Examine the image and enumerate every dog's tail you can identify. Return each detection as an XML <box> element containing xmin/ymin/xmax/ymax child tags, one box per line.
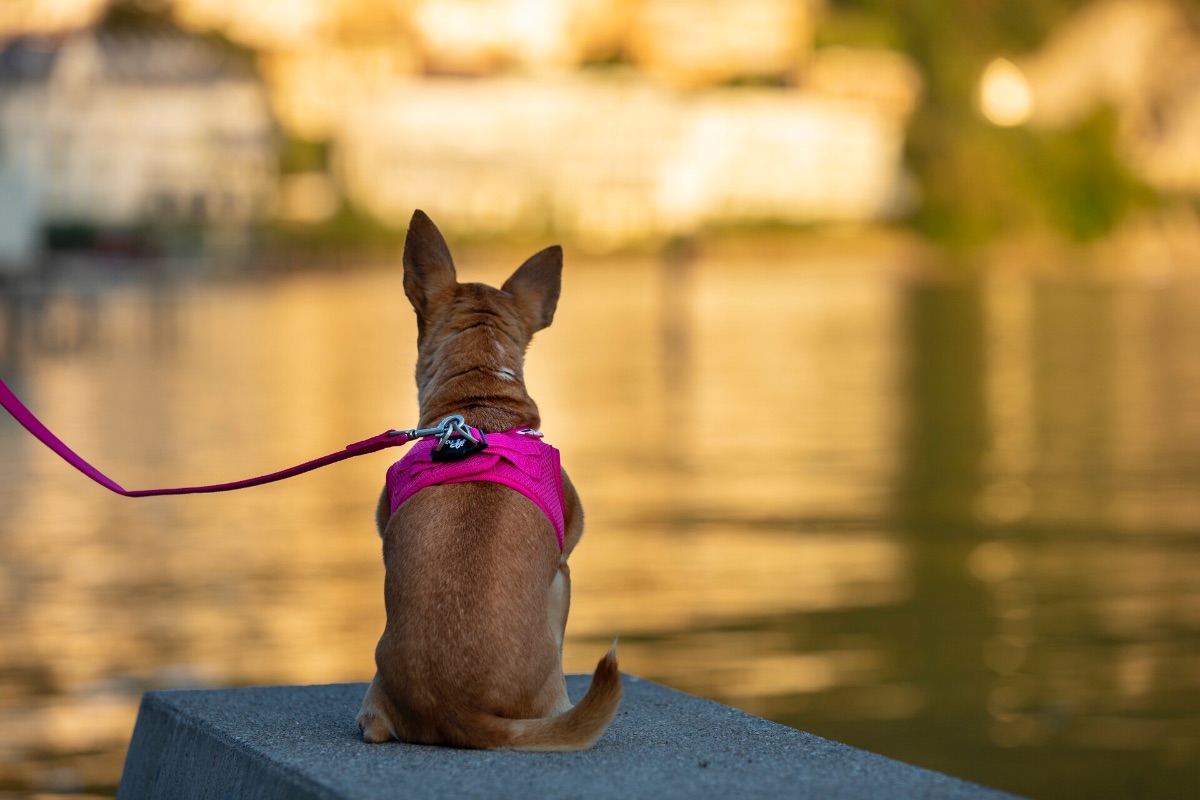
<box><xmin>464</xmin><ymin>643</ymin><xmax>622</xmax><ymax>751</ymax></box>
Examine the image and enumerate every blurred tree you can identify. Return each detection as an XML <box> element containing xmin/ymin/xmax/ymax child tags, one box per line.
<box><xmin>280</xmin><ymin>139</ymin><xmax>330</xmax><ymax>175</ymax></box>
<box><xmin>820</xmin><ymin>0</ymin><xmax>1182</xmax><ymax>244</ymax></box>
<box><xmin>98</xmin><ymin>0</ymin><xmax>176</xmax><ymax>31</ymax></box>
<box><xmin>97</xmin><ymin>0</ymin><xmax>257</xmax><ymax>69</ymax></box>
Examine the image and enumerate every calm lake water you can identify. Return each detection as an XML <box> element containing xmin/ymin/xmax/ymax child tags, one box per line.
<box><xmin>1</xmin><ymin>243</ymin><xmax>1199</xmax><ymax>799</ymax></box>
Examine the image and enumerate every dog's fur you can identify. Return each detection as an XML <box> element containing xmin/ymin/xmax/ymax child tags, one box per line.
<box><xmin>356</xmin><ymin>210</ymin><xmax>621</xmax><ymax>750</ymax></box>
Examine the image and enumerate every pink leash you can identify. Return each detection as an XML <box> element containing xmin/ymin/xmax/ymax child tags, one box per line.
<box><xmin>0</xmin><ymin>376</ymin><xmax>416</xmax><ymax>496</ymax></box>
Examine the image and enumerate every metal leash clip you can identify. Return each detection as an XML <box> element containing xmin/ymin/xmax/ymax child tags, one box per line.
<box><xmin>386</xmin><ymin>415</ymin><xmax>486</xmax><ymax>461</ymax></box>
<box><xmin>388</xmin><ymin>414</ymin><xmax>476</xmax><ymax>443</ymax></box>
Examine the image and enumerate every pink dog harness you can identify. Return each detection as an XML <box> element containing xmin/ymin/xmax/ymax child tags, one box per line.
<box><xmin>385</xmin><ymin>428</ymin><xmax>567</xmax><ymax>551</ymax></box>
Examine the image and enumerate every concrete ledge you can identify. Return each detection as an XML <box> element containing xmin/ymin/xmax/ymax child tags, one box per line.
<box><xmin>117</xmin><ymin>675</ymin><xmax>1021</xmax><ymax>799</ymax></box>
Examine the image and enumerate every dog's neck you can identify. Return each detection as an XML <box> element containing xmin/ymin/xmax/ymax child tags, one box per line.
<box><xmin>417</xmin><ymin>379</ymin><xmax>540</xmax><ymax>433</ymax></box>
<box><xmin>415</xmin><ymin>330</ymin><xmax>541</xmax><ymax>434</ymax></box>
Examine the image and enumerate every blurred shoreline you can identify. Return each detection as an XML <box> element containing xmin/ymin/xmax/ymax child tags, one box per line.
<box><xmin>8</xmin><ymin>208</ymin><xmax>1200</xmax><ymax>284</ymax></box>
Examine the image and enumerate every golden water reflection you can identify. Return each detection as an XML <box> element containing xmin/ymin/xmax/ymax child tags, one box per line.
<box><xmin>2</xmin><ymin>248</ymin><xmax>1200</xmax><ymax>798</ymax></box>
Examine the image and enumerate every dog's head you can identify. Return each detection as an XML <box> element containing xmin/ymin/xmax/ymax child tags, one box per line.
<box><xmin>402</xmin><ymin>210</ymin><xmax>562</xmax><ymax>431</ymax></box>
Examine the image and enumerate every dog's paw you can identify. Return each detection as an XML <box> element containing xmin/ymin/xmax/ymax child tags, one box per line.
<box><xmin>357</xmin><ymin>711</ymin><xmax>396</xmax><ymax>744</ymax></box>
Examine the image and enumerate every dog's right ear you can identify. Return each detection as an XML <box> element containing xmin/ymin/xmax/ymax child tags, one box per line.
<box><xmin>403</xmin><ymin>210</ymin><xmax>457</xmax><ymax>317</ymax></box>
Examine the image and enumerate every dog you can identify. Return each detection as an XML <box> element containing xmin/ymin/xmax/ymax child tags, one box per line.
<box><xmin>356</xmin><ymin>210</ymin><xmax>622</xmax><ymax>750</ymax></box>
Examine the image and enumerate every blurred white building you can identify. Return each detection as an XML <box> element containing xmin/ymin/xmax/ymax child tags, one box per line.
<box><xmin>0</xmin><ymin>27</ymin><xmax>277</xmax><ymax>239</ymax></box>
<box><xmin>162</xmin><ymin>0</ymin><xmax>923</xmax><ymax>246</ymax></box>
<box><xmin>336</xmin><ymin>66</ymin><xmax>918</xmax><ymax>249</ymax></box>
<box><xmin>0</xmin><ymin>163</ymin><xmax>37</xmax><ymax>267</ymax></box>
<box><xmin>405</xmin><ymin>0</ymin><xmax>812</xmax><ymax>84</ymax></box>
<box><xmin>626</xmin><ymin>0</ymin><xmax>813</xmax><ymax>88</ymax></box>
<box><xmin>1</xmin><ymin>1</ymin><xmax>922</xmax><ymax>249</ymax></box>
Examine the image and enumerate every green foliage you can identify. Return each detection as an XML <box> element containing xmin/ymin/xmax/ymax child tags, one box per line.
<box><xmin>1032</xmin><ymin>112</ymin><xmax>1157</xmax><ymax>239</ymax></box>
<box><xmin>820</xmin><ymin>0</ymin><xmax>1165</xmax><ymax>243</ymax></box>
<box><xmin>910</xmin><ymin>111</ymin><xmax>1154</xmax><ymax>243</ymax></box>
<box><xmin>279</xmin><ymin>139</ymin><xmax>330</xmax><ymax>175</ymax></box>
<box><xmin>263</xmin><ymin>203</ymin><xmax>405</xmax><ymax>253</ymax></box>
<box><xmin>98</xmin><ymin>1</ymin><xmax>257</xmax><ymax>71</ymax></box>
<box><xmin>97</xmin><ymin>1</ymin><xmax>175</xmax><ymax>31</ymax></box>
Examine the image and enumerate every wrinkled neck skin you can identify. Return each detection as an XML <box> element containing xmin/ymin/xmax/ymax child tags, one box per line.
<box><xmin>414</xmin><ymin>291</ymin><xmax>542</xmax><ymax>434</ymax></box>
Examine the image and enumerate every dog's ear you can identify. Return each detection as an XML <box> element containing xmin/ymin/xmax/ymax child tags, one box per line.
<box><xmin>502</xmin><ymin>245</ymin><xmax>562</xmax><ymax>333</ymax></box>
<box><xmin>403</xmin><ymin>210</ymin><xmax>457</xmax><ymax>317</ymax></box>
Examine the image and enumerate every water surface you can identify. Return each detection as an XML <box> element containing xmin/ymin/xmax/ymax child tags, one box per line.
<box><xmin>1</xmin><ymin>247</ymin><xmax>1198</xmax><ymax>798</ymax></box>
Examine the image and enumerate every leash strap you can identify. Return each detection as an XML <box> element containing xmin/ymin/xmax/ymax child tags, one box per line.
<box><xmin>0</xmin><ymin>376</ymin><xmax>411</xmax><ymax>497</ymax></box>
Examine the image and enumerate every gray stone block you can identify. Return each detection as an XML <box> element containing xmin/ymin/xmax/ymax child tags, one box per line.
<box><xmin>117</xmin><ymin>675</ymin><xmax>1022</xmax><ymax>799</ymax></box>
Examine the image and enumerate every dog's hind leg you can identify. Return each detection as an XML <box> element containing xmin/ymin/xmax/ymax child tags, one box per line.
<box><xmin>357</xmin><ymin>672</ymin><xmax>400</xmax><ymax>743</ymax></box>
<box><xmin>548</xmin><ymin>562</ymin><xmax>570</xmax><ymax>655</ymax></box>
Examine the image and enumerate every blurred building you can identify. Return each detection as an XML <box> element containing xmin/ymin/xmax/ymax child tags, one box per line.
<box><xmin>0</xmin><ymin>0</ymin><xmax>108</xmax><ymax>38</ymax></box>
<box><xmin>408</xmin><ymin>0</ymin><xmax>628</xmax><ymax>74</ymax></box>
<box><xmin>254</xmin><ymin>0</ymin><xmax>821</xmax><ymax>138</ymax></box>
<box><xmin>222</xmin><ymin>0</ymin><xmax>812</xmax><ymax>93</ymax></box>
<box><xmin>181</xmin><ymin>0</ymin><xmax>919</xmax><ymax>245</ymax></box>
<box><xmin>336</xmin><ymin>69</ymin><xmax>918</xmax><ymax>249</ymax></box>
<box><xmin>626</xmin><ymin>0</ymin><xmax>813</xmax><ymax>88</ymax></box>
<box><xmin>0</xmin><ymin>25</ymin><xmax>277</xmax><ymax>248</ymax></box>
<box><xmin>0</xmin><ymin>162</ymin><xmax>38</xmax><ymax>267</ymax></box>
<box><xmin>1</xmin><ymin>0</ymin><xmax>923</xmax><ymax>248</ymax></box>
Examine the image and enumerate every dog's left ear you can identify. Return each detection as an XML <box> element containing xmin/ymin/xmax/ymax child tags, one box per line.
<box><xmin>502</xmin><ymin>245</ymin><xmax>562</xmax><ymax>333</ymax></box>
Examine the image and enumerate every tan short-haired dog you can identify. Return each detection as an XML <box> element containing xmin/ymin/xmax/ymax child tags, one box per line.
<box><xmin>356</xmin><ymin>210</ymin><xmax>621</xmax><ymax>750</ymax></box>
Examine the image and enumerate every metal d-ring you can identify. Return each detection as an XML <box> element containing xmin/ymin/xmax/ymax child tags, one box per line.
<box><xmin>432</xmin><ymin>415</ymin><xmax>478</xmax><ymax>451</ymax></box>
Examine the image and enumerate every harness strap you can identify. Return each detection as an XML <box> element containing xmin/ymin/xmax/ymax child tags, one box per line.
<box><xmin>1</xmin><ymin>376</ymin><xmax>411</xmax><ymax>496</ymax></box>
